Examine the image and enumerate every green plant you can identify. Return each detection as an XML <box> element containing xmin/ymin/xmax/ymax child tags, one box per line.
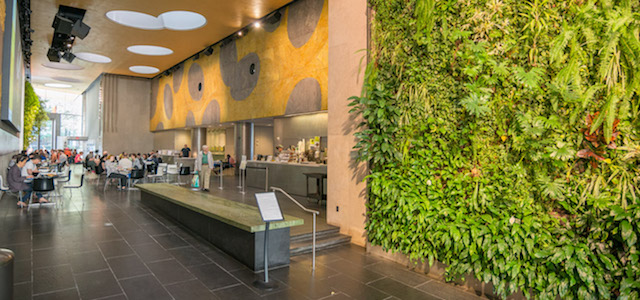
<box><xmin>352</xmin><ymin>0</ymin><xmax>640</xmax><ymax>298</ymax></box>
<box><xmin>23</xmin><ymin>81</ymin><xmax>48</xmax><ymax>149</ymax></box>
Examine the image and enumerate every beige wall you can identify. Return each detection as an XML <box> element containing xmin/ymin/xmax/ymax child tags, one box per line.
<box><xmin>254</xmin><ymin>125</ymin><xmax>274</xmax><ymax>157</ymax></box>
<box><xmin>273</xmin><ymin>113</ymin><xmax>328</xmax><ymax>149</ymax></box>
<box><xmin>225</xmin><ymin>127</ymin><xmax>235</xmax><ymax>159</ymax></box>
<box><xmin>153</xmin><ymin>129</ymin><xmax>192</xmax><ymax>152</ymax></box>
<box><xmin>327</xmin><ymin>0</ymin><xmax>368</xmax><ymax>246</ymax></box>
<box><xmin>102</xmin><ymin>74</ymin><xmax>154</xmax><ymax>154</ymax></box>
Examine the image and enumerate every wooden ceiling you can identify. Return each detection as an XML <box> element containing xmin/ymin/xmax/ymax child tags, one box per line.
<box><xmin>29</xmin><ymin>0</ymin><xmax>292</xmax><ymax>93</ymax></box>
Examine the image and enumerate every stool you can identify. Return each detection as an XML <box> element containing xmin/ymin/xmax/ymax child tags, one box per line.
<box><xmin>303</xmin><ymin>173</ymin><xmax>327</xmax><ymax>204</ymax></box>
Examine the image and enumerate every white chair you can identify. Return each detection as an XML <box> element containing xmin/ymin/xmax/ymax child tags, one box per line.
<box><xmin>147</xmin><ymin>163</ymin><xmax>167</xmax><ymax>183</ymax></box>
<box><xmin>0</xmin><ymin>175</ymin><xmax>22</xmax><ymax>202</ymax></box>
<box><xmin>166</xmin><ymin>164</ymin><xmax>179</xmax><ymax>184</ymax></box>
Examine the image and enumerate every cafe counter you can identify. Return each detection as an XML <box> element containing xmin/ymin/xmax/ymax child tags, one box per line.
<box><xmin>245</xmin><ymin>161</ymin><xmax>326</xmax><ymax>197</ymax></box>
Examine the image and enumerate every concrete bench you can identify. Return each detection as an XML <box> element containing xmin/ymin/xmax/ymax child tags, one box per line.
<box><xmin>136</xmin><ymin>183</ymin><xmax>303</xmax><ymax>271</ymax></box>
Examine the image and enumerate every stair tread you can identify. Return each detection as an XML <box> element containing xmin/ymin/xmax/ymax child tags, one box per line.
<box><xmin>290</xmin><ymin>227</ymin><xmax>340</xmax><ymax>242</ymax></box>
<box><xmin>290</xmin><ymin>233</ymin><xmax>351</xmax><ymax>256</ymax></box>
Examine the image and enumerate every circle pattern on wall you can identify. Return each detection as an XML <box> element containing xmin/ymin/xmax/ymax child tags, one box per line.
<box><xmin>130</xmin><ymin>66</ymin><xmax>160</xmax><ymax>74</ymax></box>
<box><xmin>106</xmin><ymin>10</ymin><xmax>207</xmax><ymax>31</ymax></box>
<box><xmin>187</xmin><ymin>63</ymin><xmax>204</xmax><ymax>101</ymax></box>
<box><xmin>173</xmin><ymin>64</ymin><xmax>184</xmax><ymax>93</ymax></box>
<box><xmin>219</xmin><ymin>40</ymin><xmax>260</xmax><ymax>101</ymax></box>
<box><xmin>201</xmin><ymin>100</ymin><xmax>221</xmax><ymax>125</ymax></box>
<box><xmin>127</xmin><ymin>45</ymin><xmax>174</xmax><ymax>56</ymax></box>
<box><xmin>164</xmin><ymin>84</ymin><xmax>173</xmax><ymax>119</ymax></box>
<box><xmin>186</xmin><ymin>111</ymin><xmax>196</xmax><ymax>127</ymax></box>
<box><xmin>287</xmin><ymin>0</ymin><xmax>324</xmax><ymax>48</ymax></box>
<box><xmin>75</xmin><ymin>52</ymin><xmax>112</xmax><ymax>63</ymax></box>
<box><xmin>42</xmin><ymin>62</ymin><xmax>84</xmax><ymax>70</ymax></box>
<box><xmin>285</xmin><ymin>78</ymin><xmax>322</xmax><ymax>115</ymax></box>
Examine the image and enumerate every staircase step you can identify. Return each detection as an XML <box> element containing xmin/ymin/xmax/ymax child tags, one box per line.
<box><xmin>290</xmin><ymin>233</ymin><xmax>351</xmax><ymax>256</ymax></box>
<box><xmin>290</xmin><ymin>226</ymin><xmax>340</xmax><ymax>243</ymax></box>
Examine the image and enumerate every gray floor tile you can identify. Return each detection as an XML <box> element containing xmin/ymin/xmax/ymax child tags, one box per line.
<box><xmin>147</xmin><ymin>259</ymin><xmax>195</xmax><ymax>284</ymax></box>
<box><xmin>74</xmin><ymin>269</ymin><xmax>123</xmax><ymax>299</ymax></box>
<box><xmin>165</xmin><ymin>279</ymin><xmax>219</xmax><ymax>300</ymax></box>
<box><xmin>107</xmin><ymin>254</ymin><xmax>151</xmax><ymax>279</ymax></box>
<box><xmin>33</xmin><ymin>288</ymin><xmax>79</xmax><ymax>300</ymax></box>
<box><xmin>119</xmin><ymin>274</ymin><xmax>173</xmax><ymax>300</ymax></box>
<box><xmin>417</xmin><ymin>280</ymin><xmax>484</xmax><ymax>299</ymax></box>
<box><xmin>368</xmin><ymin>277</ymin><xmax>440</xmax><ymax>300</ymax></box>
<box><xmin>32</xmin><ymin>264</ymin><xmax>75</xmax><ymax>295</ymax></box>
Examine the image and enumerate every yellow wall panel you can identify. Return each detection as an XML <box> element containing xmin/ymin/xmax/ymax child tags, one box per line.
<box><xmin>151</xmin><ymin>0</ymin><xmax>328</xmax><ymax>131</ymax></box>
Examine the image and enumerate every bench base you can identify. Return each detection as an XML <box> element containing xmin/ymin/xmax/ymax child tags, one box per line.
<box><xmin>141</xmin><ymin>191</ymin><xmax>290</xmax><ymax>272</ymax></box>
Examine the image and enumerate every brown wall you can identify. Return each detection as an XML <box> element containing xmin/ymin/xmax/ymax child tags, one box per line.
<box><xmin>102</xmin><ymin>74</ymin><xmax>154</xmax><ymax>154</ymax></box>
<box><xmin>327</xmin><ymin>0</ymin><xmax>368</xmax><ymax>246</ymax></box>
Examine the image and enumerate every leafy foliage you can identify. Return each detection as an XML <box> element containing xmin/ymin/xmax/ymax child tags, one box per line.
<box><xmin>23</xmin><ymin>81</ymin><xmax>48</xmax><ymax>149</ymax></box>
<box><xmin>351</xmin><ymin>0</ymin><xmax>640</xmax><ymax>298</ymax></box>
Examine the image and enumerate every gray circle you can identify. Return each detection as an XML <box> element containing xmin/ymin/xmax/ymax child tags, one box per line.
<box><xmin>287</xmin><ymin>0</ymin><xmax>324</xmax><ymax>48</ymax></box>
<box><xmin>173</xmin><ymin>63</ymin><xmax>184</xmax><ymax>93</ymax></box>
<box><xmin>163</xmin><ymin>84</ymin><xmax>173</xmax><ymax>119</ymax></box>
<box><xmin>201</xmin><ymin>100</ymin><xmax>221</xmax><ymax>125</ymax></box>
<box><xmin>188</xmin><ymin>63</ymin><xmax>204</xmax><ymax>101</ymax></box>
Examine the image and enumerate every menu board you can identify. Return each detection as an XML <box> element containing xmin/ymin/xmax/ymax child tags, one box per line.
<box><xmin>255</xmin><ymin>192</ymin><xmax>284</xmax><ymax>222</ymax></box>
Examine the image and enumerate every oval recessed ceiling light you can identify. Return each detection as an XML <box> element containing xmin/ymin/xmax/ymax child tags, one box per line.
<box><xmin>44</xmin><ymin>83</ymin><xmax>72</xmax><ymax>88</ymax></box>
<box><xmin>159</xmin><ymin>11</ymin><xmax>207</xmax><ymax>31</ymax></box>
<box><xmin>105</xmin><ymin>10</ymin><xmax>163</xmax><ymax>30</ymax></box>
<box><xmin>75</xmin><ymin>52</ymin><xmax>112</xmax><ymax>63</ymax></box>
<box><xmin>52</xmin><ymin>77</ymin><xmax>83</xmax><ymax>83</ymax></box>
<box><xmin>42</xmin><ymin>62</ymin><xmax>84</xmax><ymax>70</ymax></box>
<box><xmin>129</xmin><ymin>66</ymin><xmax>160</xmax><ymax>74</ymax></box>
<box><xmin>127</xmin><ymin>45</ymin><xmax>173</xmax><ymax>56</ymax></box>
<box><xmin>106</xmin><ymin>10</ymin><xmax>206</xmax><ymax>31</ymax></box>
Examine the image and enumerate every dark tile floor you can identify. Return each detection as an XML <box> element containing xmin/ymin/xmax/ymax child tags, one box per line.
<box><xmin>0</xmin><ymin>168</ymin><xmax>484</xmax><ymax>300</ymax></box>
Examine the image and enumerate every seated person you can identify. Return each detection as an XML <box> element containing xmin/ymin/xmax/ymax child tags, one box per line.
<box><xmin>118</xmin><ymin>155</ymin><xmax>133</xmax><ymax>174</ymax></box>
<box><xmin>131</xmin><ymin>154</ymin><xmax>143</xmax><ymax>170</ymax></box>
<box><xmin>223</xmin><ymin>154</ymin><xmax>236</xmax><ymax>169</ymax></box>
<box><xmin>8</xmin><ymin>156</ymin><xmax>47</xmax><ymax>207</ymax></box>
<box><xmin>105</xmin><ymin>155</ymin><xmax>127</xmax><ymax>189</ymax></box>
<box><xmin>21</xmin><ymin>155</ymin><xmax>41</xmax><ymax>177</ymax></box>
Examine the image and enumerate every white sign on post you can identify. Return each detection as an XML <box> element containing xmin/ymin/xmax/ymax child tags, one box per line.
<box><xmin>240</xmin><ymin>155</ymin><xmax>248</xmax><ymax>170</ymax></box>
<box><xmin>255</xmin><ymin>192</ymin><xmax>284</xmax><ymax>222</ymax></box>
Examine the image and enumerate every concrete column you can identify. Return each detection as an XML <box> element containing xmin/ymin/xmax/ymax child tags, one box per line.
<box><xmin>192</xmin><ymin>128</ymin><xmax>207</xmax><ymax>152</ymax></box>
<box><xmin>234</xmin><ymin>122</ymin><xmax>254</xmax><ymax>172</ymax></box>
<box><xmin>327</xmin><ymin>0</ymin><xmax>369</xmax><ymax>246</ymax></box>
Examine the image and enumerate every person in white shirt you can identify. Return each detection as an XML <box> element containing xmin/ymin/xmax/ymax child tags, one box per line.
<box><xmin>21</xmin><ymin>156</ymin><xmax>41</xmax><ymax>177</ymax></box>
<box><xmin>117</xmin><ymin>156</ymin><xmax>133</xmax><ymax>176</ymax></box>
<box><xmin>195</xmin><ymin>145</ymin><xmax>214</xmax><ymax>191</ymax></box>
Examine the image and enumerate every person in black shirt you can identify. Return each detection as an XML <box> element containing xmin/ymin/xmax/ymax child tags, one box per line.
<box><xmin>181</xmin><ymin>144</ymin><xmax>191</xmax><ymax>158</ymax></box>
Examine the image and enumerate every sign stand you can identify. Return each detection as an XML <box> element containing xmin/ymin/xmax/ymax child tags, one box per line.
<box><xmin>253</xmin><ymin>192</ymin><xmax>283</xmax><ymax>291</ymax></box>
<box><xmin>218</xmin><ymin>164</ymin><xmax>224</xmax><ymax>190</ymax></box>
<box><xmin>239</xmin><ymin>157</ymin><xmax>247</xmax><ymax>194</ymax></box>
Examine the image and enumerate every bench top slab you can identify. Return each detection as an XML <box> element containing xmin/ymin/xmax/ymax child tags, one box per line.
<box><xmin>136</xmin><ymin>183</ymin><xmax>303</xmax><ymax>232</ymax></box>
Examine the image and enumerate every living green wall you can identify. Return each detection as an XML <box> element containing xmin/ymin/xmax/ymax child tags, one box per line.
<box><xmin>351</xmin><ymin>0</ymin><xmax>640</xmax><ymax>298</ymax></box>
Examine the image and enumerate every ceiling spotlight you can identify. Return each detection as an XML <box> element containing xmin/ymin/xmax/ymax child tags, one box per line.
<box><xmin>237</xmin><ymin>31</ymin><xmax>243</xmax><ymax>37</ymax></box>
<box><xmin>266</xmin><ymin>11</ymin><xmax>282</xmax><ymax>24</ymax></box>
<box><xmin>47</xmin><ymin>48</ymin><xmax>61</xmax><ymax>62</ymax></box>
<box><xmin>62</xmin><ymin>51</ymin><xmax>75</xmax><ymax>63</ymax></box>
<box><xmin>253</xmin><ymin>22</ymin><xmax>261</xmax><ymax>28</ymax></box>
<box><xmin>204</xmin><ymin>46</ymin><xmax>214</xmax><ymax>56</ymax></box>
<box><xmin>193</xmin><ymin>53</ymin><xmax>199</xmax><ymax>61</ymax></box>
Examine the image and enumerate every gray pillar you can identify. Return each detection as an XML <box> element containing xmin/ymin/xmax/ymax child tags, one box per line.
<box><xmin>235</xmin><ymin>122</ymin><xmax>254</xmax><ymax>174</ymax></box>
<box><xmin>192</xmin><ymin>128</ymin><xmax>207</xmax><ymax>152</ymax></box>
<box><xmin>0</xmin><ymin>249</ymin><xmax>14</xmax><ymax>300</ymax></box>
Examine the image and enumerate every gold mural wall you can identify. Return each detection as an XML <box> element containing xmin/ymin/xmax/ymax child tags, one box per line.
<box><xmin>150</xmin><ymin>0</ymin><xmax>328</xmax><ymax>131</ymax></box>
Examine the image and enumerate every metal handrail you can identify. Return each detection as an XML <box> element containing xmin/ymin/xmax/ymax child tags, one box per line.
<box><xmin>270</xmin><ymin>186</ymin><xmax>320</xmax><ymax>270</ymax></box>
